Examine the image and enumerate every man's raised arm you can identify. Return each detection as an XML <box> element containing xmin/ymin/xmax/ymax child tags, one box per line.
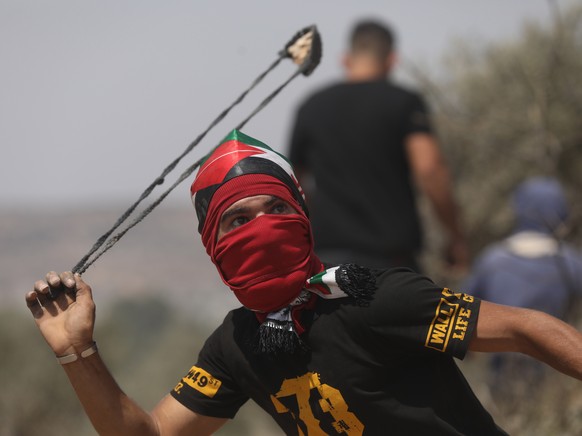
<box><xmin>25</xmin><ymin>271</ymin><xmax>227</xmax><ymax>436</ymax></box>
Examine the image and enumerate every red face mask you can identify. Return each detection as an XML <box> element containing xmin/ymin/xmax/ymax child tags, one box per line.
<box><xmin>213</xmin><ymin>213</ymin><xmax>322</xmax><ymax>313</ymax></box>
<box><xmin>199</xmin><ymin>174</ymin><xmax>322</xmax><ymax>313</ymax></box>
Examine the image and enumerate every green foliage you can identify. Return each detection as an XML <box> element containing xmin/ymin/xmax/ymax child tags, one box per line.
<box><xmin>410</xmin><ymin>3</ymin><xmax>582</xmax><ymax>268</ymax></box>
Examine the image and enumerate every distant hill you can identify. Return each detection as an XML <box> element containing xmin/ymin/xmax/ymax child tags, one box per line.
<box><xmin>0</xmin><ymin>205</ymin><xmax>239</xmax><ymax>326</ymax></box>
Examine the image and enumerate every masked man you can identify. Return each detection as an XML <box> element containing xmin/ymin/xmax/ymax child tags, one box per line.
<box><xmin>26</xmin><ymin>131</ymin><xmax>582</xmax><ymax>435</ymax></box>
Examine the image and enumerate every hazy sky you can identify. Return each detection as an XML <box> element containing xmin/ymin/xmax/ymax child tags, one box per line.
<box><xmin>1</xmin><ymin>0</ymin><xmax>575</xmax><ymax>208</ymax></box>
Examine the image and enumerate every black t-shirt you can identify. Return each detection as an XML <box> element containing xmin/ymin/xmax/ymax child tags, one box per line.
<box><xmin>288</xmin><ymin>80</ymin><xmax>432</xmax><ymax>262</ymax></box>
<box><xmin>171</xmin><ymin>268</ymin><xmax>507</xmax><ymax>435</ymax></box>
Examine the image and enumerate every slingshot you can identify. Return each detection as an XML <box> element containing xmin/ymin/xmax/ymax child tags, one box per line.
<box><xmin>72</xmin><ymin>25</ymin><xmax>322</xmax><ymax>275</ymax></box>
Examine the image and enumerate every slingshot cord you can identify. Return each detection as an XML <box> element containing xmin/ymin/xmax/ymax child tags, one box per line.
<box><xmin>74</xmin><ymin>69</ymin><xmax>302</xmax><ymax>274</ymax></box>
<box><xmin>73</xmin><ymin>66</ymin><xmax>307</xmax><ymax>275</ymax></box>
<box><xmin>236</xmin><ymin>69</ymin><xmax>302</xmax><ymax>130</ymax></box>
<box><xmin>72</xmin><ymin>25</ymin><xmax>321</xmax><ymax>274</ymax></box>
<box><xmin>71</xmin><ymin>56</ymin><xmax>284</xmax><ymax>274</ymax></box>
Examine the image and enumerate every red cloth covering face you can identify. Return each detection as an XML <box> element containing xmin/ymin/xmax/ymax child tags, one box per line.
<box><xmin>201</xmin><ymin>174</ymin><xmax>323</xmax><ymax>313</ymax></box>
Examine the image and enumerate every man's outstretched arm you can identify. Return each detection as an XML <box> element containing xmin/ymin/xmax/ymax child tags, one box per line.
<box><xmin>470</xmin><ymin>301</ymin><xmax>582</xmax><ymax>380</ymax></box>
<box><xmin>25</xmin><ymin>271</ymin><xmax>227</xmax><ymax>436</ymax></box>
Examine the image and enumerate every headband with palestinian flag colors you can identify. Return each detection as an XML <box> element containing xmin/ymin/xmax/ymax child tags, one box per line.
<box><xmin>190</xmin><ymin>130</ymin><xmax>307</xmax><ymax>234</ymax></box>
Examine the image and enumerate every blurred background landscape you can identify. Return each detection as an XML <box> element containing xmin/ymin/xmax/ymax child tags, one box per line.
<box><xmin>2</xmin><ymin>1</ymin><xmax>582</xmax><ymax>434</ymax></box>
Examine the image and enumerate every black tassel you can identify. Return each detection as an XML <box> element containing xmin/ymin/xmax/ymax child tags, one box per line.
<box><xmin>335</xmin><ymin>264</ymin><xmax>377</xmax><ymax>306</ymax></box>
<box><xmin>253</xmin><ymin>319</ymin><xmax>308</xmax><ymax>358</ymax></box>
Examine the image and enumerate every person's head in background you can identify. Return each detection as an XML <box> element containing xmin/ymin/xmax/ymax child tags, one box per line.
<box><xmin>343</xmin><ymin>19</ymin><xmax>397</xmax><ymax>82</ymax></box>
<box><xmin>512</xmin><ymin>176</ymin><xmax>568</xmax><ymax>235</ymax></box>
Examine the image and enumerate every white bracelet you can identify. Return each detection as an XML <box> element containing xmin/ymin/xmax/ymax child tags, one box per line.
<box><xmin>56</xmin><ymin>342</ymin><xmax>98</xmax><ymax>365</ymax></box>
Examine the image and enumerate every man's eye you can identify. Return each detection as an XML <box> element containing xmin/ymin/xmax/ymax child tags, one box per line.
<box><xmin>271</xmin><ymin>202</ymin><xmax>291</xmax><ymax>214</ymax></box>
<box><xmin>230</xmin><ymin>216</ymin><xmax>249</xmax><ymax>229</ymax></box>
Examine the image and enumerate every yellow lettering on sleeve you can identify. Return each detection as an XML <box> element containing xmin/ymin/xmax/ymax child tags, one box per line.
<box><xmin>459</xmin><ymin>308</ymin><xmax>472</xmax><ymax>318</ymax></box>
<box><xmin>178</xmin><ymin>366</ymin><xmax>222</xmax><ymax>398</ymax></box>
<box><xmin>425</xmin><ymin>298</ymin><xmax>459</xmax><ymax>352</ymax></box>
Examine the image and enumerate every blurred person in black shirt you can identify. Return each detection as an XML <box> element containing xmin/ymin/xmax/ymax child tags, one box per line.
<box><xmin>289</xmin><ymin>20</ymin><xmax>467</xmax><ymax>272</ymax></box>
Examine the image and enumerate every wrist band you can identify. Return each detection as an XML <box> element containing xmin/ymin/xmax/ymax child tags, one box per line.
<box><xmin>56</xmin><ymin>342</ymin><xmax>98</xmax><ymax>365</ymax></box>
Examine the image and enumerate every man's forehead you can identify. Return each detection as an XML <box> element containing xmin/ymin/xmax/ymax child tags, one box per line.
<box><xmin>223</xmin><ymin>195</ymin><xmax>280</xmax><ymax>212</ymax></box>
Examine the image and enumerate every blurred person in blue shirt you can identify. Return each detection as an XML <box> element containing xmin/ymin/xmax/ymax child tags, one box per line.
<box><xmin>464</xmin><ymin>177</ymin><xmax>582</xmax><ymax>395</ymax></box>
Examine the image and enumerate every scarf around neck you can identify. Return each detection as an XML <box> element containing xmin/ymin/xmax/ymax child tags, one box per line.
<box><xmin>254</xmin><ymin>264</ymin><xmax>377</xmax><ymax>357</ymax></box>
